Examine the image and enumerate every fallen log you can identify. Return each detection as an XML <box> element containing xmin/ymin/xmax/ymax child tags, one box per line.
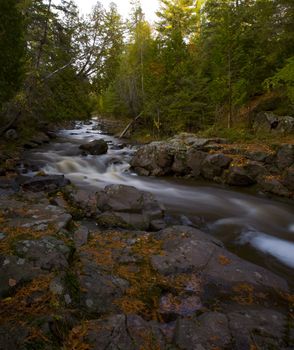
<box><xmin>119</xmin><ymin>112</ymin><xmax>143</xmax><ymax>138</ymax></box>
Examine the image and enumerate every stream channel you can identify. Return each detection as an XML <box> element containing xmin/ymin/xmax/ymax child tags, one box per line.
<box><xmin>24</xmin><ymin>119</ymin><xmax>294</xmax><ymax>285</ymax></box>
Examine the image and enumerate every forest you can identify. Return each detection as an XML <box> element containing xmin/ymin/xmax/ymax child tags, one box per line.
<box><xmin>0</xmin><ymin>0</ymin><xmax>293</xmax><ymax>140</ymax></box>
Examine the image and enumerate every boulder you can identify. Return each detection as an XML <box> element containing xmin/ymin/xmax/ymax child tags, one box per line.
<box><xmin>131</xmin><ymin>142</ymin><xmax>174</xmax><ymax>176</ymax></box>
<box><xmin>225</xmin><ymin>160</ymin><xmax>268</xmax><ymax>186</ymax></box>
<box><xmin>252</xmin><ymin>112</ymin><xmax>294</xmax><ymax>133</ymax></box>
<box><xmin>21</xmin><ymin>175</ymin><xmax>70</xmax><ymax>192</ymax></box>
<box><xmin>172</xmin><ymin>150</ymin><xmax>189</xmax><ymax>175</ymax></box>
<box><xmin>186</xmin><ymin>149</ymin><xmax>206</xmax><ymax>177</ymax></box>
<box><xmin>201</xmin><ymin>153</ymin><xmax>232</xmax><ymax>180</ymax></box>
<box><xmin>96</xmin><ymin>185</ymin><xmax>165</xmax><ymax>230</ymax></box>
<box><xmin>258</xmin><ymin>175</ymin><xmax>290</xmax><ymax>197</ymax></box>
<box><xmin>65</xmin><ymin>188</ymin><xmax>98</xmax><ymax>217</ymax></box>
<box><xmin>151</xmin><ymin>226</ymin><xmax>288</xmax><ymax>295</ymax></box>
<box><xmin>79</xmin><ymin>139</ymin><xmax>108</xmax><ymax>155</ymax></box>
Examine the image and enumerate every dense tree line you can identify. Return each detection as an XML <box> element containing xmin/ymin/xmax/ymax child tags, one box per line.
<box><xmin>100</xmin><ymin>0</ymin><xmax>294</xmax><ymax>135</ymax></box>
<box><xmin>0</xmin><ymin>0</ymin><xmax>293</xmax><ymax>137</ymax></box>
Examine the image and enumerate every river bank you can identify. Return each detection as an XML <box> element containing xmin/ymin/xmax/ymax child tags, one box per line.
<box><xmin>0</xmin><ymin>119</ymin><xmax>293</xmax><ymax>349</ymax></box>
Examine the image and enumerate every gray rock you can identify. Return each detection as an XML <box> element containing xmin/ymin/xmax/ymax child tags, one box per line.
<box><xmin>201</xmin><ymin>153</ymin><xmax>232</xmax><ymax>180</ymax></box>
<box><xmin>96</xmin><ymin>185</ymin><xmax>164</xmax><ymax>230</ymax></box>
<box><xmin>21</xmin><ymin>175</ymin><xmax>70</xmax><ymax>192</ymax></box>
<box><xmin>79</xmin><ymin>139</ymin><xmax>108</xmax><ymax>155</ymax></box>
<box><xmin>77</xmin><ymin>314</ymin><xmax>165</xmax><ymax>350</ymax></box>
<box><xmin>228</xmin><ymin>309</ymin><xmax>287</xmax><ymax>349</ymax></box>
<box><xmin>172</xmin><ymin>150</ymin><xmax>189</xmax><ymax>175</ymax></box>
<box><xmin>258</xmin><ymin>175</ymin><xmax>290</xmax><ymax>197</ymax></box>
<box><xmin>276</xmin><ymin>144</ymin><xmax>294</xmax><ymax>169</ymax></box>
<box><xmin>73</xmin><ymin>225</ymin><xmax>89</xmax><ymax>248</ymax></box>
<box><xmin>174</xmin><ymin>312</ymin><xmax>231</xmax><ymax>350</ymax></box>
<box><xmin>66</xmin><ymin>188</ymin><xmax>98</xmax><ymax>217</ymax></box>
<box><xmin>131</xmin><ymin>142</ymin><xmax>174</xmax><ymax>176</ymax></box>
<box><xmin>186</xmin><ymin>149</ymin><xmax>206</xmax><ymax>177</ymax></box>
<box><xmin>283</xmin><ymin>165</ymin><xmax>294</xmax><ymax>191</ymax></box>
<box><xmin>151</xmin><ymin>226</ymin><xmax>288</xmax><ymax>295</ymax></box>
<box><xmin>0</xmin><ymin>255</ymin><xmax>43</xmax><ymax>297</ymax></box>
<box><xmin>14</xmin><ymin>236</ymin><xmax>70</xmax><ymax>271</ymax></box>
<box><xmin>225</xmin><ymin>166</ymin><xmax>256</xmax><ymax>186</ymax></box>
<box><xmin>78</xmin><ymin>254</ymin><xmax>129</xmax><ymax>314</ymax></box>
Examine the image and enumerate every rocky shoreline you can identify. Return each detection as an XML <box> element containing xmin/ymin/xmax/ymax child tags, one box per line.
<box><xmin>0</xmin><ymin>124</ymin><xmax>293</xmax><ymax>349</ymax></box>
<box><xmin>131</xmin><ymin>134</ymin><xmax>294</xmax><ymax>199</ymax></box>
<box><xmin>0</xmin><ymin>174</ymin><xmax>293</xmax><ymax>349</ymax></box>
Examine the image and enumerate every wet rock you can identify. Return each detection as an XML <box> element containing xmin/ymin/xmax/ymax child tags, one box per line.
<box><xmin>21</xmin><ymin>175</ymin><xmax>70</xmax><ymax>192</ymax></box>
<box><xmin>131</xmin><ymin>142</ymin><xmax>174</xmax><ymax>176</ymax></box>
<box><xmin>14</xmin><ymin>236</ymin><xmax>70</xmax><ymax>271</ymax></box>
<box><xmin>151</xmin><ymin>226</ymin><xmax>223</xmax><ymax>275</ymax></box>
<box><xmin>186</xmin><ymin>149</ymin><xmax>206</xmax><ymax>177</ymax></box>
<box><xmin>174</xmin><ymin>312</ymin><xmax>231</xmax><ymax>350</ymax></box>
<box><xmin>66</xmin><ymin>188</ymin><xmax>98</xmax><ymax>217</ymax></box>
<box><xmin>283</xmin><ymin>165</ymin><xmax>294</xmax><ymax>191</ymax></box>
<box><xmin>202</xmin><ymin>248</ymin><xmax>288</xmax><ymax>296</ymax></box>
<box><xmin>172</xmin><ymin>150</ymin><xmax>189</xmax><ymax>175</ymax></box>
<box><xmin>225</xmin><ymin>166</ymin><xmax>256</xmax><ymax>186</ymax></box>
<box><xmin>78</xmin><ymin>254</ymin><xmax>129</xmax><ymax>314</ymax></box>
<box><xmin>79</xmin><ymin>139</ymin><xmax>108</xmax><ymax>155</ymax></box>
<box><xmin>30</xmin><ymin>132</ymin><xmax>50</xmax><ymax>145</ymax></box>
<box><xmin>73</xmin><ymin>314</ymin><xmax>165</xmax><ymax>350</ymax></box>
<box><xmin>151</xmin><ymin>226</ymin><xmax>288</xmax><ymax>295</ymax></box>
<box><xmin>0</xmin><ymin>255</ymin><xmax>43</xmax><ymax>297</ymax></box>
<box><xmin>96</xmin><ymin>185</ymin><xmax>165</xmax><ymax>230</ymax></box>
<box><xmin>258</xmin><ymin>175</ymin><xmax>290</xmax><ymax>197</ymax></box>
<box><xmin>96</xmin><ymin>211</ymin><xmax>131</xmax><ymax>229</ymax></box>
<box><xmin>201</xmin><ymin>153</ymin><xmax>232</xmax><ymax>180</ymax></box>
<box><xmin>228</xmin><ymin>309</ymin><xmax>287</xmax><ymax>350</ymax></box>
<box><xmin>276</xmin><ymin>144</ymin><xmax>294</xmax><ymax>169</ymax></box>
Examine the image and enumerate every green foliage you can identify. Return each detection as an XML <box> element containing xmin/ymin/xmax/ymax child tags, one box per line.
<box><xmin>264</xmin><ymin>56</ymin><xmax>294</xmax><ymax>103</ymax></box>
<box><xmin>0</xmin><ymin>0</ymin><xmax>25</xmax><ymax>111</ymax></box>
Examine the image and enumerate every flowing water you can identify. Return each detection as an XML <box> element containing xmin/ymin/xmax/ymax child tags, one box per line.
<box><xmin>24</xmin><ymin>119</ymin><xmax>294</xmax><ymax>284</ymax></box>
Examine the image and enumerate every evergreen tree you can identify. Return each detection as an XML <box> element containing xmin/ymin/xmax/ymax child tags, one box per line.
<box><xmin>0</xmin><ymin>0</ymin><xmax>25</xmax><ymax>111</ymax></box>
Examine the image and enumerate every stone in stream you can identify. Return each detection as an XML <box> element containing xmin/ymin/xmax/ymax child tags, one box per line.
<box><xmin>131</xmin><ymin>141</ymin><xmax>175</xmax><ymax>176</ymax></box>
<box><xmin>79</xmin><ymin>139</ymin><xmax>108</xmax><ymax>155</ymax></box>
<box><xmin>21</xmin><ymin>175</ymin><xmax>70</xmax><ymax>192</ymax></box>
<box><xmin>96</xmin><ymin>184</ymin><xmax>165</xmax><ymax>230</ymax></box>
<box><xmin>151</xmin><ymin>226</ymin><xmax>288</xmax><ymax>295</ymax></box>
<box><xmin>201</xmin><ymin>153</ymin><xmax>232</xmax><ymax>180</ymax></box>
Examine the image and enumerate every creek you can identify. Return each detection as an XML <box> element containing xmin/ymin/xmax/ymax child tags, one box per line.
<box><xmin>24</xmin><ymin>119</ymin><xmax>294</xmax><ymax>284</ymax></box>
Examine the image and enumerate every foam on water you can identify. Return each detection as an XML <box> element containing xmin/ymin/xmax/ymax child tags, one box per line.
<box><xmin>239</xmin><ymin>231</ymin><xmax>294</xmax><ymax>268</ymax></box>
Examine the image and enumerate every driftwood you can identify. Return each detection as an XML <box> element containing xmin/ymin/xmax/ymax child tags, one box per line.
<box><xmin>119</xmin><ymin>112</ymin><xmax>143</xmax><ymax>138</ymax></box>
